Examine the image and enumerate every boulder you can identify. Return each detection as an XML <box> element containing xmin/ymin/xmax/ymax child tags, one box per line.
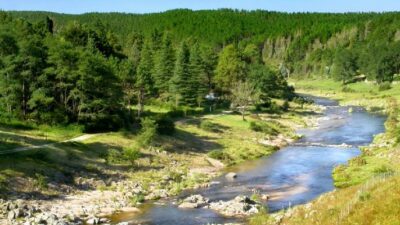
<box><xmin>225</xmin><ymin>172</ymin><xmax>237</xmax><ymax>180</ymax></box>
<box><xmin>178</xmin><ymin>195</ymin><xmax>209</xmax><ymax>209</ymax></box>
<box><xmin>208</xmin><ymin>195</ymin><xmax>261</xmax><ymax>217</ymax></box>
<box><xmin>86</xmin><ymin>217</ymin><xmax>100</xmax><ymax>225</ymax></box>
<box><xmin>7</xmin><ymin>210</ymin><xmax>16</xmax><ymax>221</ymax></box>
<box><xmin>261</xmin><ymin>194</ymin><xmax>270</xmax><ymax>201</ymax></box>
<box><xmin>117</xmin><ymin>222</ymin><xmax>129</xmax><ymax>225</ymax></box>
<box><xmin>14</xmin><ymin>208</ymin><xmax>24</xmax><ymax>218</ymax></box>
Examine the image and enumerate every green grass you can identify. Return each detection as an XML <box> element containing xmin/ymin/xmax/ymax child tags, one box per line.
<box><xmin>291</xmin><ymin>78</ymin><xmax>400</xmax><ymax>109</ymax></box>
<box><xmin>262</xmin><ymin>174</ymin><xmax>400</xmax><ymax>225</ymax></box>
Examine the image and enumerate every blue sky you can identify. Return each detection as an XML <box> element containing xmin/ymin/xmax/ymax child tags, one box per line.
<box><xmin>1</xmin><ymin>0</ymin><xmax>400</xmax><ymax>14</ymax></box>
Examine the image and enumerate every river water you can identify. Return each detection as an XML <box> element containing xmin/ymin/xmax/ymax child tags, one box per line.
<box><xmin>113</xmin><ymin>96</ymin><xmax>386</xmax><ymax>225</ymax></box>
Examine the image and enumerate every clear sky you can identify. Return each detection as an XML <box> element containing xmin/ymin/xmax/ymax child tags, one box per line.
<box><xmin>1</xmin><ymin>0</ymin><xmax>400</xmax><ymax>14</ymax></box>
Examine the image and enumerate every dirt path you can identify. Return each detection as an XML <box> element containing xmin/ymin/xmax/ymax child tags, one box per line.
<box><xmin>0</xmin><ymin>133</ymin><xmax>96</xmax><ymax>155</ymax></box>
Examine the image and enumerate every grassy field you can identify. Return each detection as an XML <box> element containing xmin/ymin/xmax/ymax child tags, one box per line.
<box><xmin>291</xmin><ymin>79</ymin><xmax>400</xmax><ymax>110</ymax></box>
<box><xmin>251</xmin><ymin>78</ymin><xmax>400</xmax><ymax>225</ymax></box>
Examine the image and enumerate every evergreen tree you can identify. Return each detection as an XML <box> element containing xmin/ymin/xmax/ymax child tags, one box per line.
<box><xmin>77</xmin><ymin>49</ymin><xmax>122</xmax><ymax>130</ymax></box>
<box><xmin>154</xmin><ymin>33</ymin><xmax>175</xmax><ymax>96</ymax></box>
<box><xmin>332</xmin><ymin>48</ymin><xmax>358</xmax><ymax>84</ymax></box>
<box><xmin>199</xmin><ymin>45</ymin><xmax>217</xmax><ymax>93</ymax></box>
<box><xmin>189</xmin><ymin>44</ymin><xmax>207</xmax><ymax>107</ymax></box>
<box><xmin>136</xmin><ymin>40</ymin><xmax>154</xmax><ymax>118</ymax></box>
<box><xmin>170</xmin><ymin>41</ymin><xmax>190</xmax><ymax>106</ymax></box>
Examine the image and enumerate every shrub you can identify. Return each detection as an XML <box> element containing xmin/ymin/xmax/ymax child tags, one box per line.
<box><xmin>207</xmin><ymin>150</ymin><xmax>226</xmax><ymax>160</ymax></box>
<box><xmin>249</xmin><ymin>121</ymin><xmax>279</xmax><ymax>136</ymax></box>
<box><xmin>35</xmin><ymin>173</ymin><xmax>48</xmax><ymax>190</ymax></box>
<box><xmin>123</xmin><ymin>145</ymin><xmax>142</xmax><ymax>166</ymax></box>
<box><xmin>130</xmin><ymin>194</ymin><xmax>145</xmax><ymax>206</ymax></box>
<box><xmin>293</xmin><ymin>96</ymin><xmax>313</xmax><ymax>105</ymax></box>
<box><xmin>155</xmin><ymin>115</ymin><xmax>175</xmax><ymax>135</ymax></box>
<box><xmin>281</xmin><ymin>100</ymin><xmax>290</xmax><ymax>111</ymax></box>
<box><xmin>378</xmin><ymin>82</ymin><xmax>392</xmax><ymax>91</ymax></box>
<box><xmin>106</xmin><ymin>149</ymin><xmax>123</xmax><ymax>164</ymax></box>
<box><xmin>138</xmin><ymin>118</ymin><xmax>158</xmax><ymax>147</ymax></box>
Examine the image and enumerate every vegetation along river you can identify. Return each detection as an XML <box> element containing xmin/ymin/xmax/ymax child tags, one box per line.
<box><xmin>113</xmin><ymin>96</ymin><xmax>386</xmax><ymax>225</ymax></box>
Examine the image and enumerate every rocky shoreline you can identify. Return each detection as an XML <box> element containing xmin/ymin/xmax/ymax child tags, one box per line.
<box><xmin>0</xmin><ymin>110</ymin><xmax>319</xmax><ymax>225</ymax></box>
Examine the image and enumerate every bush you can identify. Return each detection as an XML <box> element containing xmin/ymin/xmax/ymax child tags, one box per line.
<box><xmin>106</xmin><ymin>149</ymin><xmax>123</xmax><ymax>164</ymax></box>
<box><xmin>378</xmin><ymin>82</ymin><xmax>392</xmax><ymax>91</ymax></box>
<box><xmin>293</xmin><ymin>96</ymin><xmax>313</xmax><ymax>105</ymax></box>
<box><xmin>199</xmin><ymin>120</ymin><xmax>220</xmax><ymax>132</ymax></box>
<box><xmin>249</xmin><ymin>121</ymin><xmax>279</xmax><ymax>136</ymax></box>
<box><xmin>35</xmin><ymin>173</ymin><xmax>48</xmax><ymax>190</ymax></box>
<box><xmin>130</xmin><ymin>194</ymin><xmax>145</xmax><ymax>206</ymax></box>
<box><xmin>138</xmin><ymin>118</ymin><xmax>158</xmax><ymax>147</ymax></box>
<box><xmin>281</xmin><ymin>100</ymin><xmax>290</xmax><ymax>111</ymax></box>
<box><xmin>155</xmin><ymin>115</ymin><xmax>175</xmax><ymax>135</ymax></box>
<box><xmin>123</xmin><ymin>145</ymin><xmax>142</xmax><ymax>166</ymax></box>
<box><xmin>207</xmin><ymin>150</ymin><xmax>226</xmax><ymax>160</ymax></box>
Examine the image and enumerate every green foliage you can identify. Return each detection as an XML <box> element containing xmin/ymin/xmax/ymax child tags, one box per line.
<box><xmin>106</xmin><ymin>149</ymin><xmax>123</xmax><ymax>164</ymax></box>
<box><xmin>154</xmin><ymin>115</ymin><xmax>175</xmax><ymax>135</ymax></box>
<box><xmin>130</xmin><ymin>194</ymin><xmax>145</xmax><ymax>206</ymax></box>
<box><xmin>2</xmin><ymin>10</ymin><xmax>400</xmax><ymax>130</ymax></box>
<box><xmin>378</xmin><ymin>82</ymin><xmax>392</xmax><ymax>91</ymax></box>
<box><xmin>138</xmin><ymin>118</ymin><xmax>158</xmax><ymax>147</ymax></box>
<box><xmin>249</xmin><ymin>121</ymin><xmax>279</xmax><ymax>136</ymax></box>
<box><xmin>332</xmin><ymin>48</ymin><xmax>358</xmax><ymax>84</ymax></box>
<box><xmin>123</xmin><ymin>145</ymin><xmax>142</xmax><ymax>166</ymax></box>
<box><xmin>215</xmin><ymin>44</ymin><xmax>246</xmax><ymax>92</ymax></box>
<box><xmin>207</xmin><ymin>150</ymin><xmax>227</xmax><ymax>160</ymax></box>
<box><xmin>34</xmin><ymin>173</ymin><xmax>48</xmax><ymax>190</ymax></box>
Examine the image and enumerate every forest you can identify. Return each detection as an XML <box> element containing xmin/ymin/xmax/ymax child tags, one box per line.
<box><xmin>1</xmin><ymin>9</ymin><xmax>400</xmax><ymax>130</ymax></box>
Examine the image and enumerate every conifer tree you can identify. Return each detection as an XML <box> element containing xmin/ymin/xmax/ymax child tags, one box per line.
<box><xmin>189</xmin><ymin>44</ymin><xmax>207</xmax><ymax>107</ymax></box>
<box><xmin>170</xmin><ymin>41</ymin><xmax>190</xmax><ymax>106</ymax></box>
<box><xmin>136</xmin><ymin>40</ymin><xmax>154</xmax><ymax>118</ymax></box>
<box><xmin>154</xmin><ymin>33</ymin><xmax>175</xmax><ymax>96</ymax></box>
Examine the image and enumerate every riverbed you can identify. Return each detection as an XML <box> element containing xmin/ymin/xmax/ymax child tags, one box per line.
<box><xmin>112</xmin><ymin>96</ymin><xmax>386</xmax><ymax>225</ymax></box>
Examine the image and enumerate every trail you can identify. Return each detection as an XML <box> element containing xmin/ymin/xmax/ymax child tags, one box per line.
<box><xmin>0</xmin><ymin>132</ymin><xmax>96</xmax><ymax>155</ymax></box>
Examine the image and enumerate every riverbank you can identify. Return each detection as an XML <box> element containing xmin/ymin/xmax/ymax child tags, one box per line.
<box><xmin>252</xmin><ymin>79</ymin><xmax>400</xmax><ymax>225</ymax></box>
<box><xmin>0</xmin><ymin>100</ymin><xmax>320</xmax><ymax>225</ymax></box>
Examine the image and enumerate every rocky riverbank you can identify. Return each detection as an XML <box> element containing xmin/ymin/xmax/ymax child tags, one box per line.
<box><xmin>0</xmin><ymin>104</ymin><xmax>319</xmax><ymax>225</ymax></box>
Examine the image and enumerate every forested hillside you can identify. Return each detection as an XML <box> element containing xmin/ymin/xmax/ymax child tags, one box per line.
<box><xmin>1</xmin><ymin>9</ymin><xmax>400</xmax><ymax>130</ymax></box>
<box><xmin>10</xmin><ymin>10</ymin><xmax>400</xmax><ymax>80</ymax></box>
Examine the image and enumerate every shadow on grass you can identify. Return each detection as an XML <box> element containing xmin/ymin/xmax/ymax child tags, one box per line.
<box><xmin>158</xmin><ymin>128</ymin><xmax>223</xmax><ymax>154</ymax></box>
<box><xmin>0</xmin><ymin>132</ymin><xmax>57</xmax><ymax>152</ymax></box>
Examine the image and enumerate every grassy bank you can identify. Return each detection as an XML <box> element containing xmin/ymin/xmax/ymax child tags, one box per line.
<box><xmin>250</xmin><ymin>79</ymin><xmax>400</xmax><ymax>225</ymax></box>
<box><xmin>0</xmin><ymin>100</ymin><xmax>315</xmax><ymax>206</ymax></box>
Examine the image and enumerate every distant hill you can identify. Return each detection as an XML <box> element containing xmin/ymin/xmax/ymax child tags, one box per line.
<box><xmin>8</xmin><ymin>10</ymin><xmax>400</xmax><ymax>77</ymax></box>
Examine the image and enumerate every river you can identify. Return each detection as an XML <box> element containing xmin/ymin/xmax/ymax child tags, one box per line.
<box><xmin>112</xmin><ymin>96</ymin><xmax>386</xmax><ymax>225</ymax></box>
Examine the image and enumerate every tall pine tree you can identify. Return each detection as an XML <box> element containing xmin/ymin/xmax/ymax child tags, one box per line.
<box><xmin>136</xmin><ymin>40</ymin><xmax>154</xmax><ymax>118</ymax></box>
<box><xmin>154</xmin><ymin>33</ymin><xmax>175</xmax><ymax>97</ymax></box>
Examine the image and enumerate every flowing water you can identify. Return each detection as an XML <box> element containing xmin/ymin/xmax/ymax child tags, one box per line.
<box><xmin>112</xmin><ymin>96</ymin><xmax>386</xmax><ymax>225</ymax></box>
